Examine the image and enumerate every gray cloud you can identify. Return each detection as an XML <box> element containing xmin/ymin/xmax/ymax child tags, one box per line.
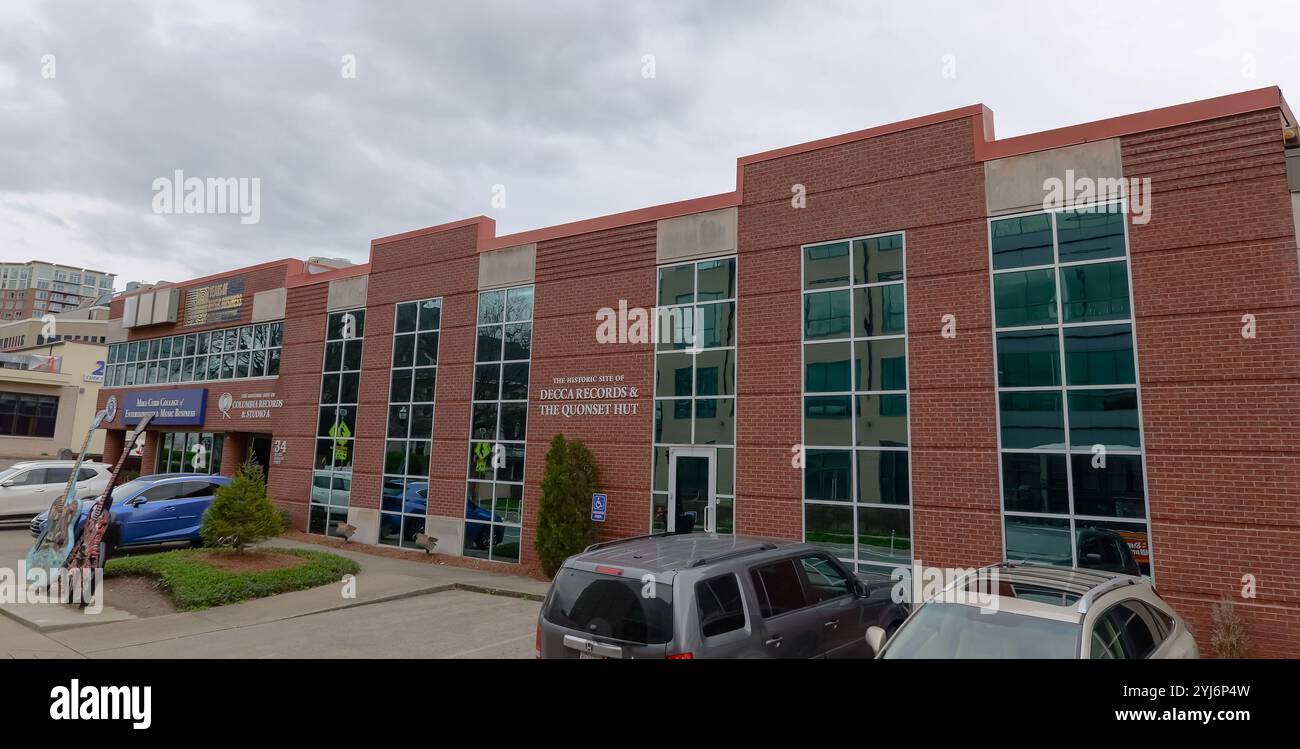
<box><xmin>0</xmin><ymin>0</ymin><xmax>1295</xmax><ymax>286</ymax></box>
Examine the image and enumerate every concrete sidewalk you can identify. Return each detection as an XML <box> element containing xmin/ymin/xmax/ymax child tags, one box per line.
<box><xmin>263</xmin><ymin>535</ymin><xmax>552</xmax><ymax>599</ymax></box>
<box><xmin>0</xmin><ymin>528</ymin><xmax>550</xmax><ymax>659</ymax></box>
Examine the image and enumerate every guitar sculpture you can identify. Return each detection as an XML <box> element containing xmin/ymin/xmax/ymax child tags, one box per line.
<box><xmin>24</xmin><ymin>407</ymin><xmax>110</xmax><ymax>585</ymax></box>
<box><xmin>66</xmin><ymin>414</ymin><xmax>154</xmax><ymax>603</ymax></box>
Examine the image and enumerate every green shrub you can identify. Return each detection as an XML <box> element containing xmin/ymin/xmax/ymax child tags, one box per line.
<box><xmin>200</xmin><ymin>460</ymin><xmax>282</xmax><ymax>552</ymax></box>
<box><xmin>535</xmin><ymin>434</ymin><xmax>599</xmax><ymax>577</ymax></box>
<box><xmin>106</xmin><ymin>548</ymin><xmax>359</xmax><ymax>610</ymax></box>
<box><xmin>276</xmin><ymin>506</ymin><xmax>294</xmax><ymax>534</ymax></box>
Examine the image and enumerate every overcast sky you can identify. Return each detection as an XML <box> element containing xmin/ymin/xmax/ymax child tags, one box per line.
<box><xmin>1</xmin><ymin>0</ymin><xmax>1296</xmax><ymax>287</ymax></box>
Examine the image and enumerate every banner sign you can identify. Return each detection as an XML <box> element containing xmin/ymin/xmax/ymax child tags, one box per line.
<box><xmin>184</xmin><ymin>277</ymin><xmax>245</xmax><ymax>327</ymax></box>
<box><xmin>121</xmin><ymin>388</ymin><xmax>208</xmax><ymax>426</ymax></box>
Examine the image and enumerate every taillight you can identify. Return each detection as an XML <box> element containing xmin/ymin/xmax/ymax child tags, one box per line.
<box><xmin>666</xmin><ymin>652</ymin><xmax>694</xmax><ymax>660</ymax></box>
<box><xmin>534</xmin><ymin>622</ymin><xmax>542</xmax><ymax>659</ymax></box>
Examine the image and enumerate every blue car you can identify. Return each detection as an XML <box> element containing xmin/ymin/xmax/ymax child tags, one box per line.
<box><xmin>30</xmin><ymin>473</ymin><xmax>231</xmax><ymax>553</ymax></box>
<box><xmin>378</xmin><ymin>480</ymin><xmax>503</xmax><ymax>549</ymax></box>
<box><xmin>380</xmin><ymin>480</ymin><xmax>430</xmax><ymax>542</ymax></box>
<box><xmin>466</xmin><ymin>497</ymin><xmax>504</xmax><ymax>550</ymax></box>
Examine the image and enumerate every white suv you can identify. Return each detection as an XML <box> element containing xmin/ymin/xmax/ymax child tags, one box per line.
<box><xmin>0</xmin><ymin>461</ymin><xmax>112</xmax><ymax>528</ymax></box>
<box><xmin>870</xmin><ymin>563</ymin><xmax>1199</xmax><ymax>659</ymax></box>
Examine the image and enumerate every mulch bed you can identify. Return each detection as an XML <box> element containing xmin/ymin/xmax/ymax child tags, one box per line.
<box><xmin>281</xmin><ymin>530</ymin><xmax>551</xmax><ymax>581</ymax></box>
<box><xmin>194</xmin><ymin>550</ymin><xmax>308</xmax><ymax>573</ymax></box>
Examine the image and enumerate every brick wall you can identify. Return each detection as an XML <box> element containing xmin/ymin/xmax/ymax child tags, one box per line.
<box><xmin>1122</xmin><ymin>109</ymin><xmax>1300</xmax><ymax>657</ymax></box>
<box><xmin>265</xmin><ymin>281</ymin><xmax>330</xmax><ymax>529</ymax></box>
<box><xmin>357</xmin><ymin>225</ymin><xmax>482</xmax><ymax>521</ymax></box>
<box><xmin>736</xmin><ymin>115</ymin><xmax>1003</xmax><ymax>565</ymax></box>
<box><xmin>108</xmin><ymin>262</ymin><xmax>293</xmax><ymax>342</ymax></box>
<box><xmin>524</xmin><ymin>223</ymin><xmax>658</xmax><ymax>570</ymax></box>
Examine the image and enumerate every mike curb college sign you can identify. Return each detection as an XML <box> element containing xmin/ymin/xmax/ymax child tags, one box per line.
<box><xmin>120</xmin><ymin>388</ymin><xmax>208</xmax><ymax>426</ymax></box>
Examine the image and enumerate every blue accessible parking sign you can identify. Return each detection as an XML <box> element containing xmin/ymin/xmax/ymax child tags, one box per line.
<box><xmin>591</xmin><ymin>493</ymin><xmax>607</xmax><ymax>523</ymax></box>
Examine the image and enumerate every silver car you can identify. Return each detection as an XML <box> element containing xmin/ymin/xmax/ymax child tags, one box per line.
<box><xmin>537</xmin><ymin>534</ymin><xmax>908</xmax><ymax>659</ymax></box>
<box><xmin>870</xmin><ymin>563</ymin><xmax>1199</xmax><ymax>659</ymax></box>
<box><xmin>0</xmin><ymin>460</ymin><xmax>111</xmax><ymax>528</ymax></box>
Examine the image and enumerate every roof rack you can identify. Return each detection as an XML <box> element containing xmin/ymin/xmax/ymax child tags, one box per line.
<box><xmin>999</xmin><ymin>568</ymin><xmax>1096</xmax><ymax>595</ymax></box>
<box><xmin>939</xmin><ymin>562</ymin><xmax>1005</xmax><ymax>595</ymax></box>
<box><xmin>582</xmin><ymin>532</ymin><xmax>677</xmax><ymax>554</ymax></box>
<box><xmin>1076</xmin><ymin>575</ymin><xmax>1138</xmax><ymax>614</ymax></box>
<box><xmin>687</xmin><ymin>542</ymin><xmax>777</xmax><ymax>568</ymax></box>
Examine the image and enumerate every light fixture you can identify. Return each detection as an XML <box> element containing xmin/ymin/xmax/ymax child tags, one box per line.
<box><xmin>414</xmin><ymin>533</ymin><xmax>438</xmax><ymax>554</ymax></box>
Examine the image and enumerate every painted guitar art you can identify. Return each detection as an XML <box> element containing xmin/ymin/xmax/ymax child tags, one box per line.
<box><xmin>24</xmin><ymin>407</ymin><xmax>109</xmax><ymax>585</ymax></box>
<box><xmin>66</xmin><ymin>414</ymin><xmax>155</xmax><ymax>597</ymax></box>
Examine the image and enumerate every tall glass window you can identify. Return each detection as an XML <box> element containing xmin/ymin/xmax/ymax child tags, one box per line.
<box><xmin>380</xmin><ymin>298</ymin><xmax>441</xmax><ymax>548</ymax></box>
<box><xmin>310</xmin><ymin>309</ymin><xmax>364</xmax><ymax>538</ymax></box>
<box><xmin>990</xmin><ymin>204</ymin><xmax>1151</xmax><ymax>575</ymax></box>
<box><xmin>800</xmin><ymin>233</ymin><xmax>909</xmax><ymax>574</ymax></box>
<box><xmin>650</xmin><ymin>256</ymin><xmax>737</xmax><ymax>533</ymax></box>
<box><xmin>466</xmin><ymin>285</ymin><xmax>533</xmax><ymax>562</ymax></box>
<box><xmin>156</xmin><ymin>432</ymin><xmax>225</xmax><ymax>475</ymax></box>
<box><xmin>104</xmin><ymin>322</ymin><xmax>283</xmax><ymax>388</ymax></box>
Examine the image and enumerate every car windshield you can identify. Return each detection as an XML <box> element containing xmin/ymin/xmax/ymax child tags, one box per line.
<box><xmin>0</xmin><ymin>466</ymin><xmax>25</xmax><ymax>482</ymax></box>
<box><xmin>883</xmin><ymin>602</ymin><xmax>1081</xmax><ymax>659</ymax></box>
<box><xmin>109</xmin><ymin>478</ymin><xmax>155</xmax><ymax>498</ymax></box>
<box><xmin>544</xmin><ymin>569</ymin><xmax>674</xmax><ymax>645</ymax></box>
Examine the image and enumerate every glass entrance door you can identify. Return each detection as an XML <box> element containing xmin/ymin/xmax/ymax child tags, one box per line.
<box><xmin>249</xmin><ymin>433</ymin><xmax>273</xmax><ymax>479</ymax></box>
<box><xmin>668</xmin><ymin>447</ymin><xmax>716</xmax><ymax>534</ymax></box>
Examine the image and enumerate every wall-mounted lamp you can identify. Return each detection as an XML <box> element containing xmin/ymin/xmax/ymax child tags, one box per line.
<box><xmin>414</xmin><ymin>533</ymin><xmax>438</xmax><ymax>554</ymax></box>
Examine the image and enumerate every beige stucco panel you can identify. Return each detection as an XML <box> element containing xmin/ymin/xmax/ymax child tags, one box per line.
<box><xmin>424</xmin><ymin>515</ymin><xmax>464</xmax><ymax>557</ymax></box>
<box><xmin>252</xmin><ymin>288</ymin><xmax>288</xmax><ymax>322</ymax></box>
<box><xmin>656</xmin><ymin>207</ymin><xmax>737</xmax><ymax>264</ymax></box>
<box><xmin>346</xmin><ymin>507</ymin><xmax>380</xmax><ymax>546</ymax></box>
<box><xmin>479</xmin><ymin>244</ymin><xmax>536</xmax><ymax>290</ymax></box>
<box><xmin>985</xmin><ymin>139</ymin><xmax>1123</xmax><ymax>216</ymax></box>
<box><xmin>327</xmin><ymin>276</ymin><xmax>368</xmax><ymax>311</ymax></box>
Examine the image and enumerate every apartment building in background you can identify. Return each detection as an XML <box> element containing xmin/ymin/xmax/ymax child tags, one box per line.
<box><xmin>0</xmin><ymin>261</ymin><xmax>116</xmax><ymax>320</ymax></box>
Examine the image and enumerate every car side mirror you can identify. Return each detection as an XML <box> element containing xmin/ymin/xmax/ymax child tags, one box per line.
<box><xmin>0</xmin><ymin>480</ymin><xmax>12</xmax><ymax>488</ymax></box>
<box><xmin>854</xmin><ymin>580</ymin><xmax>871</xmax><ymax>598</ymax></box>
<box><xmin>866</xmin><ymin>626</ymin><xmax>887</xmax><ymax>655</ymax></box>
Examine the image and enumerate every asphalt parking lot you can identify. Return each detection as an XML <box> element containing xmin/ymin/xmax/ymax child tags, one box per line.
<box><xmin>0</xmin><ymin>528</ymin><xmax>542</xmax><ymax>659</ymax></box>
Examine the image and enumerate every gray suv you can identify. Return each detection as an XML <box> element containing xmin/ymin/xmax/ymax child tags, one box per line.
<box><xmin>537</xmin><ymin>534</ymin><xmax>908</xmax><ymax>659</ymax></box>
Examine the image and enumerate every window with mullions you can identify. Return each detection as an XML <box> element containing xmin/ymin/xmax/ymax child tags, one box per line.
<box><xmin>651</xmin><ymin>257</ymin><xmax>737</xmax><ymax>535</ymax></box>
<box><xmin>0</xmin><ymin>391</ymin><xmax>58</xmax><ymax>437</ymax></box>
<box><xmin>310</xmin><ymin>309</ymin><xmax>364</xmax><ymax>539</ymax></box>
<box><xmin>156</xmin><ymin>432</ymin><xmax>224</xmax><ymax>475</ymax></box>
<box><xmin>466</xmin><ymin>286</ymin><xmax>532</xmax><ymax>563</ymax></box>
<box><xmin>990</xmin><ymin>204</ymin><xmax>1151</xmax><ymax>576</ymax></box>
<box><xmin>380</xmin><ymin>298</ymin><xmax>441</xmax><ymax>549</ymax></box>
<box><xmin>800</xmin><ymin>233</ymin><xmax>910</xmax><ymax>574</ymax></box>
<box><xmin>104</xmin><ymin>322</ymin><xmax>283</xmax><ymax>388</ymax></box>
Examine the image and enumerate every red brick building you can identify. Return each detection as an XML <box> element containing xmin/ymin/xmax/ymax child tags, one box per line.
<box><xmin>96</xmin><ymin>87</ymin><xmax>1300</xmax><ymax>656</ymax></box>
